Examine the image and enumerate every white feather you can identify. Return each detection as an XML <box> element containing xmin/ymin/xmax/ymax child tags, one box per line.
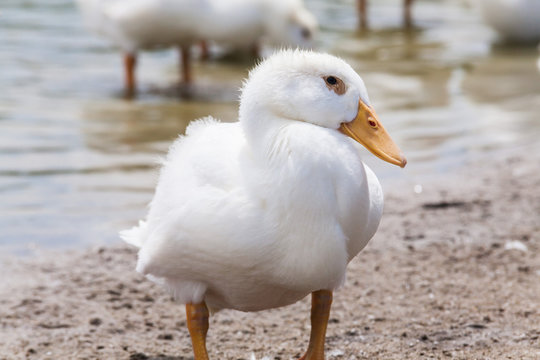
<box><xmin>119</xmin><ymin>220</ymin><xmax>147</xmax><ymax>248</ymax></box>
<box><xmin>475</xmin><ymin>0</ymin><xmax>540</xmax><ymax>43</ymax></box>
<box><xmin>122</xmin><ymin>50</ymin><xmax>386</xmax><ymax>313</ymax></box>
<box><xmin>76</xmin><ymin>0</ymin><xmax>318</xmax><ymax>53</ymax></box>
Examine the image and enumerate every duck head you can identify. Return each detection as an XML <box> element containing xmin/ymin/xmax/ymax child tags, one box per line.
<box><xmin>262</xmin><ymin>0</ymin><xmax>318</xmax><ymax>49</ymax></box>
<box><xmin>240</xmin><ymin>50</ymin><xmax>407</xmax><ymax>168</ymax></box>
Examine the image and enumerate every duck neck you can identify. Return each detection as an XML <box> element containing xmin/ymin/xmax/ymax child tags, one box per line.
<box><xmin>240</xmin><ymin>104</ymin><xmax>296</xmax><ymax>161</ymax></box>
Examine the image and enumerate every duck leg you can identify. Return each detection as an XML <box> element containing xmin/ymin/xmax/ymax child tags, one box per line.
<box><xmin>357</xmin><ymin>0</ymin><xmax>368</xmax><ymax>30</ymax></box>
<box><xmin>299</xmin><ymin>290</ymin><xmax>333</xmax><ymax>360</ymax></box>
<box><xmin>179</xmin><ymin>45</ymin><xmax>192</xmax><ymax>85</ymax></box>
<box><xmin>123</xmin><ymin>53</ymin><xmax>137</xmax><ymax>96</ymax></box>
<box><xmin>186</xmin><ymin>302</ymin><xmax>210</xmax><ymax>360</ymax></box>
<box><xmin>404</xmin><ymin>0</ymin><xmax>414</xmax><ymax>27</ymax></box>
<box><xmin>200</xmin><ymin>40</ymin><xmax>210</xmax><ymax>61</ymax></box>
<box><xmin>251</xmin><ymin>42</ymin><xmax>261</xmax><ymax>58</ymax></box>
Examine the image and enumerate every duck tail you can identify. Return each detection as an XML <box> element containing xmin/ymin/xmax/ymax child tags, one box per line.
<box><xmin>119</xmin><ymin>220</ymin><xmax>147</xmax><ymax>248</ymax></box>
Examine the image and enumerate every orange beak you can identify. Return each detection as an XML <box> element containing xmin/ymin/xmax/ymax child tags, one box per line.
<box><xmin>339</xmin><ymin>100</ymin><xmax>407</xmax><ymax>168</ymax></box>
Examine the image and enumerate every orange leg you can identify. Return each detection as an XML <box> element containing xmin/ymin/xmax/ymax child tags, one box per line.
<box><xmin>186</xmin><ymin>302</ymin><xmax>210</xmax><ymax>360</ymax></box>
<box><xmin>357</xmin><ymin>0</ymin><xmax>368</xmax><ymax>30</ymax></box>
<box><xmin>123</xmin><ymin>53</ymin><xmax>137</xmax><ymax>96</ymax></box>
<box><xmin>299</xmin><ymin>290</ymin><xmax>333</xmax><ymax>360</ymax></box>
<box><xmin>180</xmin><ymin>45</ymin><xmax>192</xmax><ymax>85</ymax></box>
<box><xmin>404</xmin><ymin>0</ymin><xmax>414</xmax><ymax>28</ymax></box>
<box><xmin>200</xmin><ymin>40</ymin><xmax>210</xmax><ymax>61</ymax></box>
<box><xmin>251</xmin><ymin>42</ymin><xmax>261</xmax><ymax>59</ymax></box>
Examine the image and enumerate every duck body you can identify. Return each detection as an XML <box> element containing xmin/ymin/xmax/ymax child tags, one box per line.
<box><xmin>77</xmin><ymin>0</ymin><xmax>316</xmax><ymax>53</ymax></box>
<box><xmin>122</xmin><ymin>50</ymin><xmax>406</xmax><ymax>359</ymax></box>
<box><xmin>77</xmin><ymin>0</ymin><xmax>317</xmax><ymax>93</ymax></box>
<box><xmin>128</xmin><ymin>118</ymin><xmax>382</xmax><ymax>312</ymax></box>
<box><xmin>477</xmin><ymin>0</ymin><xmax>540</xmax><ymax>43</ymax></box>
<box><xmin>78</xmin><ymin>0</ymin><xmax>191</xmax><ymax>53</ymax></box>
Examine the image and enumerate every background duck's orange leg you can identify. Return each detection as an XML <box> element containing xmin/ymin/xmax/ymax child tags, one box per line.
<box><xmin>299</xmin><ymin>290</ymin><xmax>333</xmax><ymax>360</ymax></box>
<box><xmin>186</xmin><ymin>302</ymin><xmax>210</xmax><ymax>360</ymax></box>
<box><xmin>179</xmin><ymin>45</ymin><xmax>192</xmax><ymax>85</ymax></box>
<box><xmin>404</xmin><ymin>0</ymin><xmax>414</xmax><ymax>27</ymax></box>
<box><xmin>123</xmin><ymin>53</ymin><xmax>137</xmax><ymax>96</ymax></box>
<box><xmin>200</xmin><ymin>40</ymin><xmax>210</xmax><ymax>61</ymax></box>
<box><xmin>357</xmin><ymin>0</ymin><xmax>368</xmax><ymax>30</ymax></box>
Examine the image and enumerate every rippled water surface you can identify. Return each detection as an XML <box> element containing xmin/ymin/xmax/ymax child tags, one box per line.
<box><xmin>1</xmin><ymin>0</ymin><xmax>539</xmax><ymax>252</ymax></box>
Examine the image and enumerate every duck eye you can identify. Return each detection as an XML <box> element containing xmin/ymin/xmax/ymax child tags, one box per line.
<box><xmin>323</xmin><ymin>76</ymin><xmax>346</xmax><ymax>95</ymax></box>
<box><xmin>326</xmin><ymin>76</ymin><xmax>337</xmax><ymax>85</ymax></box>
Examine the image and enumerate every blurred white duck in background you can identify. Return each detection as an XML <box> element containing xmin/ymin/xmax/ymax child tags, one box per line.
<box><xmin>77</xmin><ymin>0</ymin><xmax>317</xmax><ymax>95</ymax></box>
<box><xmin>357</xmin><ymin>0</ymin><xmax>415</xmax><ymax>29</ymax></box>
<box><xmin>476</xmin><ymin>0</ymin><xmax>540</xmax><ymax>43</ymax></box>
<box><xmin>199</xmin><ymin>0</ymin><xmax>317</xmax><ymax>60</ymax></box>
<box><xmin>121</xmin><ymin>50</ymin><xmax>406</xmax><ymax>359</ymax></box>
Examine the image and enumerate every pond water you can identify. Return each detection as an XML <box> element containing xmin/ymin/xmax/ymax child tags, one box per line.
<box><xmin>1</xmin><ymin>0</ymin><xmax>539</xmax><ymax>253</ymax></box>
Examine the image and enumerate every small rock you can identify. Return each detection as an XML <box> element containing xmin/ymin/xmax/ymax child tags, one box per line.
<box><xmin>504</xmin><ymin>241</ymin><xmax>528</xmax><ymax>252</ymax></box>
<box><xmin>467</xmin><ymin>324</ymin><xmax>486</xmax><ymax>329</ymax></box>
<box><xmin>327</xmin><ymin>349</ymin><xmax>345</xmax><ymax>357</ymax></box>
<box><xmin>139</xmin><ymin>295</ymin><xmax>154</xmax><ymax>302</ymax></box>
<box><xmin>89</xmin><ymin>318</ymin><xmax>102</xmax><ymax>326</ymax></box>
<box><xmin>129</xmin><ymin>353</ymin><xmax>149</xmax><ymax>360</ymax></box>
<box><xmin>422</xmin><ymin>201</ymin><xmax>467</xmax><ymax>210</ymax></box>
<box><xmin>38</xmin><ymin>323</ymin><xmax>70</xmax><ymax>329</ymax></box>
<box><xmin>157</xmin><ymin>333</ymin><xmax>173</xmax><ymax>340</ymax></box>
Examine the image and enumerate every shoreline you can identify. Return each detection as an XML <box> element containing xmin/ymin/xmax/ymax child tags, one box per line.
<box><xmin>1</xmin><ymin>143</ymin><xmax>539</xmax><ymax>359</ymax></box>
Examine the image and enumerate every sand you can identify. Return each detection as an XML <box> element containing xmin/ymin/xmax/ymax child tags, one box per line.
<box><xmin>1</xmin><ymin>145</ymin><xmax>539</xmax><ymax>360</ymax></box>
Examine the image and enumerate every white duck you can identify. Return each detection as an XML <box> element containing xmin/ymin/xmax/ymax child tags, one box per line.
<box><xmin>476</xmin><ymin>0</ymin><xmax>540</xmax><ymax>43</ymax></box>
<box><xmin>77</xmin><ymin>0</ymin><xmax>317</xmax><ymax>95</ymax></box>
<box><xmin>121</xmin><ymin>50</ymin><xmax>406</xmax><ymax>359</ymax></box>
<box><xmin>357</xmin><ymin>0</ymin><xmax>415</xmax><ymax>29</ymax></box>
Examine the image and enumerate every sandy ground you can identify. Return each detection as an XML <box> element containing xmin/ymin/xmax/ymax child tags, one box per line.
<box><xmin>1</xmin><ymin>145</ymin><xmax>540</xmax><ymax>360</ymax></box>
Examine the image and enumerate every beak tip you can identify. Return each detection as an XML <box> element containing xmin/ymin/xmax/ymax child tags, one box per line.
<box><xmin>400</xmin><ymin>154</ymin><xmax>407</xmax><ymax>168</ymax></box>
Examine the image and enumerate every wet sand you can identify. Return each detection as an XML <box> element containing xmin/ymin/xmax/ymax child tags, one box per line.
<box><xmin>1</xmin><ymin>144</ymin><xmax>540</xmax><ymax>360</ymax></box>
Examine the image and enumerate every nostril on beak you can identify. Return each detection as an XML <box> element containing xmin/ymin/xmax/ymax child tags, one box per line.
<box><xmin>368</xmin><ymin>119</ymin><xmax>377</xmax><ymax>128</ymax></box>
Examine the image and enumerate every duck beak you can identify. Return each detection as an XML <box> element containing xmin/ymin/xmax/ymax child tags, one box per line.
<box><xmin>339</xmin><ymin>100</ymin><xmax>407</xmax><ymax>168</ymax></box>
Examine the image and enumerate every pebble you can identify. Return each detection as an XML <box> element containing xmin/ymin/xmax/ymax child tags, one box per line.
<box><xmin>328</xmin><ymin>349</ymin><xmax>345</xmax><ymax>357</ymax></box>
<box><xmin>504</xmin><ymin>241</ymin><xmax>528</xmax><ymax>252</ymax></box>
